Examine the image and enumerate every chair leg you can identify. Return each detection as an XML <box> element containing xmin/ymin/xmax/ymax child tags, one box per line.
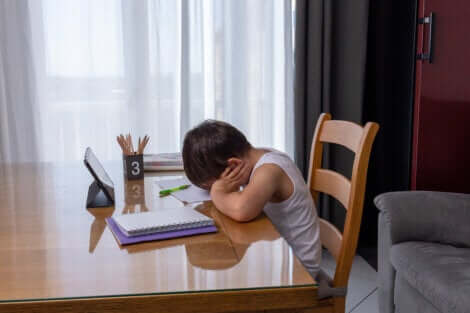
<box><xmin>333</xmin><ymin>296</ymin><xmax>345</xmax><ymax>313</ymax></box>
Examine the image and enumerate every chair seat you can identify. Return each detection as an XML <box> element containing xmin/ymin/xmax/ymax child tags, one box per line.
<box><xmin>391</xmin><ymin>241</ymin><xmax>470</xmax><ymax>313</ymax></box>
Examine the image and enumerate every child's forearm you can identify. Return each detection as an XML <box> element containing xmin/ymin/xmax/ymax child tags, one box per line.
<box><xmin>210</xmin><ymin>188</ymin><xmax>256</xmax><ymax>222</ymax></box>
<box><xmin>209</xmin><ymin>163</ymin><xmax>277</xmax><ymax>222</ymax></box>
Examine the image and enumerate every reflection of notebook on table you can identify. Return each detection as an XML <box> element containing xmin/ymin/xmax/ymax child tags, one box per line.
<box><xmin>106</xmin><ymin>207</ymin><xmax>217</xmax><ymax>245</ymax></box>
<box><xmin>156</xmin><ymin>177</ymin><xmax>211</xmax><ymax>203</ymax></box>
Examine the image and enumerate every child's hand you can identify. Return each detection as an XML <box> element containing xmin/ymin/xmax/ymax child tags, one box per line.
<box><xmin>212</xmin><ymin>161</ymin><xmax>249</xmax><ymax>193</ymax></box>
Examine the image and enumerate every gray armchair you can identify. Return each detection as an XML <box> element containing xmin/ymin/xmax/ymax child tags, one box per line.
<box><xmin>375</xmin><ymin>191</ymin><xmax>470</xmax><ymax>313</ymax></box>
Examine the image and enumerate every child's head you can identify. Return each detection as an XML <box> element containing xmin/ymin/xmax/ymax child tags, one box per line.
<box><xmin>182</xmin><ymin>120</ymin><xmax>251</xmax><ymax>189</ymax></box>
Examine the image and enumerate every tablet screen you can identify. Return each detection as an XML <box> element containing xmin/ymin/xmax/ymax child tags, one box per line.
<box><xmin>84</xmin><ymin>147</ymin><xmax>114</xmax><ymax>200</ymax></box>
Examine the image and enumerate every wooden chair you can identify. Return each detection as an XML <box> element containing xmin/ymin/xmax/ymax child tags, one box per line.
<box><xmin>307</xmin><ymin>113</ymin><xmax>379</xmax><ymax>313</ymax></box>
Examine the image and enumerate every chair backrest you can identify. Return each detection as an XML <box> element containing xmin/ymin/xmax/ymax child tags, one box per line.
<box><xmin>307</xmin><ymin>113</ymin><xmax>379</xmax><ymax>288</ymax></box>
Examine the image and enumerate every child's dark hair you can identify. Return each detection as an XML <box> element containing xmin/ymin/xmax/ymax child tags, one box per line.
<box><xmin>182</xmin><ymin>120</ymin><xmax>251</xmax><ymax>188</ymax></box>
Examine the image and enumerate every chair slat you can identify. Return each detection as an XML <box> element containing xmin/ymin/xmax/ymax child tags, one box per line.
<box><xmin>319</xmin><ymin>120</ymin><xmax>364</xmax><ymax>153</ymax></box>
<box><xmin>319</xmin><ymin>218</ymin><xmax>342</xmax><ymax>261</ymax></box>
<box><xmin>333</xmin><ymin>122</ymin><xmax>379</xmax><ymax>288</ymax></box>
<box><xmin>311</xmin><ymin>169</ymin><xmax>351</xmax><ymax>210</ymax></box>
<box><xmin>306</xmin><ymin>113</ymin><xmax>379</xmax><ymax>312</ymax></box>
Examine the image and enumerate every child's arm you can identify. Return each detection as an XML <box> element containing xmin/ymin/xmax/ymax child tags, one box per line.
<box><xmin>210</xmin><ymin>162</ymin><xmax>283</xmax><ymax>222</ymax></box>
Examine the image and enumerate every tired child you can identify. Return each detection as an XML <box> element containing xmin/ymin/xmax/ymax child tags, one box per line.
<box><xmin>182</xmin><ymin>120</ymin><xmax>321</xmax><ymax>278</ymax></box>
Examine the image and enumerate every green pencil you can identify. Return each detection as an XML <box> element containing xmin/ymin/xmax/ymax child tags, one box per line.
<box><xmin>159</xmin><ymin>184</ymin><xmax>190</xmax><ymax>197</ymax></box>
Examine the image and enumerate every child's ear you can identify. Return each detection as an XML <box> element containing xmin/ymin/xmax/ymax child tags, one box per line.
<box><xmin>227</xmin><ymin>158</ymin><xmax>242</xmax><ymax>168</ymax></box>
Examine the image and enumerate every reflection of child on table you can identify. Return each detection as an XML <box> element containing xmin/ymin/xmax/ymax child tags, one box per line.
<box><xmin>185</xmin><ymin>236</ymin><xmax>246</xmax><ymax>270</ymax></box>
<box><xmin>186</xmin><ymin>205</ymin><xmax>279</xmax><ymax>270</ymax></box>
<box><xmin>187</xmin><ymin>205</ymin><xmax>312</xmax><ymax>287</ymax></box>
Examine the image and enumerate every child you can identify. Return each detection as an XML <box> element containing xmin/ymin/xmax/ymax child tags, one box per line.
<box><xmin>182</xmin><ymin>120</ymin><xmax>321</xmax><ymax>278</ymax></box>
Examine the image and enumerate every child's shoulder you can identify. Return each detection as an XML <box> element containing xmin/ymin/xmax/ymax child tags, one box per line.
<box><xmin>250</xmin><ymin>162</ymin><xmax>285</xmax><ymax>184</ymax></box>
<box><xmin>249</xmin><ymin>148</ymin><xmax>294</xmax><ymax>182</ymax></box>
<box><xmin>254</xmin><ymin>149</ymin><xmax>292</xmax><ymax>170</ymax></box>
<box><xmin>253</xmin><ymin>162</ymin><xmax>283</xmax><ymax>174</ymax></box>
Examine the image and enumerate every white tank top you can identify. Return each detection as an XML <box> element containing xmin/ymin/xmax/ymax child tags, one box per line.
<box><xmin>250</xmin><ymin>149</ymin><xmax>322</xmax><ymax>278</ymax></box>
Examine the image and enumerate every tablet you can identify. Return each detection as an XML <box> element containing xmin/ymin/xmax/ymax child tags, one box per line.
<box><xmin>84</xmin><ymin>147</ymin><xmax>114</xmax><ymax>202</ymax></box>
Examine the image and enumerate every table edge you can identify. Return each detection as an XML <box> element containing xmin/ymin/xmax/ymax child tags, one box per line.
<box><xmin>0</xmin><ymin>285</ymin><xmax>329</xmax><ymax>313</ymax></box>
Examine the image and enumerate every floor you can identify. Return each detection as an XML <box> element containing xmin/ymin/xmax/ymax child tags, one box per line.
<box><xmin>357</xmin><ymin>245</ymin><xmax>378</xmax><ymax>270</ymax></box>
<box><xmin>322</xmin><ymin>250</ymin><xmax>378</xmax><ymax>313</ymax></box>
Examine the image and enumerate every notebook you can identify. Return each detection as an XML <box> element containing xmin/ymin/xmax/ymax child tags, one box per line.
<box><xmin>112</xmin><ymin>207</ymin><xmax>215</xmax><ymax>237</ymax></box>
<box><xmin>156</xmin><ymin>177</ymin><xmax>211</xmax><ymax>203</ymax></box>
<box><xmin>144</xmin><ymin>153</ymin><xmax>184</xmax><ymax>171</ymax></box>
<box><xmin>106</xmin><ymin>217</ymin><xmax>217</xmax><ymax>245</ymax></box>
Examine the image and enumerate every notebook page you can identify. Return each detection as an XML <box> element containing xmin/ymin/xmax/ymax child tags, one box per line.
<box><xmin>156</xmin><ymin>177</ymin><xmax>211</xmax><ymax>203</ymax></box>
<box><xmin>113</xmin><ymin>207</ymin><xmax>214</xmax><ymax>236</ymax></box>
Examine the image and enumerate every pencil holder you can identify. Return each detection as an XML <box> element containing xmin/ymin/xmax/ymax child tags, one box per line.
<box><xmin>123</xmin><ymin>154</ymin><xmax>144</xmax><ymax>180</ymax></box>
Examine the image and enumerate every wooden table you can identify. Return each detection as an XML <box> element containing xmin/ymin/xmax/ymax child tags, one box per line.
<box><xmin>0</xmin><ymin>162</ymin><xmax>326</xmax><ymax>313</ymax></box>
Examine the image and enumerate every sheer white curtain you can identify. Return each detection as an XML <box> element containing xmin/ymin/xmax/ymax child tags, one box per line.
<box><xmin>0</xmin><ymin>0</ymin><xmax>294</xmax><ymax>162</ymax></box>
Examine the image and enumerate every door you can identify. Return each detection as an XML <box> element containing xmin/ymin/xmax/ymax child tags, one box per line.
<box><xmin>412</xmin><ymin>0</ymin><xmax>470</xmax><ymax>193</ymax></box>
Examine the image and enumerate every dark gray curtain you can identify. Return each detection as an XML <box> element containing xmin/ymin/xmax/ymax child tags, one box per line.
<box><xmin>294</xmin><ymin>0</ymin><xmax>370</xmax><ymax>221</ymax></box>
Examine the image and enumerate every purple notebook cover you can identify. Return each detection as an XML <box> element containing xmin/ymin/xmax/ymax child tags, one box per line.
<box><xmin>106</xmin><ymin>217</ymin><xmax>218</xmax><ymax>246</ymax></box>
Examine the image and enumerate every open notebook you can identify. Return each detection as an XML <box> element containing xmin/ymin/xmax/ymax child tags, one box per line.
<box><xmin>156</xmin><ymin>177</ymin><xmax>211</xmax><ymax>203</ymax></box>
<box><xmin>112</xmin><ymin>207</ymin><xmax>215</xmax><ymax>237</ymax></box>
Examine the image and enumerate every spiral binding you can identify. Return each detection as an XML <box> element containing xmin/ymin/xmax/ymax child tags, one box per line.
<box><xmin>127</xmin><ymin>218</ymin><xmax>214</xmax><ymax>236</ymax></box>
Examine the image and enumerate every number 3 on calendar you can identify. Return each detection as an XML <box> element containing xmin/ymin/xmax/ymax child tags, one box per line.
<box><xmin>131</xmin><ymin>161</ymin><xmax>140</xmax><ymax>175</ymax></box>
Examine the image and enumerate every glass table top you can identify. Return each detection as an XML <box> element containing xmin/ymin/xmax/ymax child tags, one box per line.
<box><xmin>0</xmin><ymin>162</ymin><xmax>315</xmax><ymax>302</ymax></box>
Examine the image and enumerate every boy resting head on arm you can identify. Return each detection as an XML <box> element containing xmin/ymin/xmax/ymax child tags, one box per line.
<box><xmin>182</xmin><ymin>120</ymin><xmax>322</xmax><ymax>278</ymax></box>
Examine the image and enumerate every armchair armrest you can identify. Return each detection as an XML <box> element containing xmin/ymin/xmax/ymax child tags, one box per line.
<box><xmin>375</xmin><ymin>191</ymin><xmax>470</xmax><ymax>313</ymax></box>
<box><xmin>375</xmin><ymin>191</ymin><xmax>470</xmax><ymax>247</ymax></box>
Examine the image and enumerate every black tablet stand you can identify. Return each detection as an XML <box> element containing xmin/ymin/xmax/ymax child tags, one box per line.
<box><xmin>86</xmin><ymin>181</ymin><xmax>114</xmax><ymax>208</ymax></box>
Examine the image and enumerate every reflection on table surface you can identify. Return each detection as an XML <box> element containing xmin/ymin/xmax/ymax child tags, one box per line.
<box><xmin>0</xmin><ymin>162</ymin><xmax>315</xmax><ymax>302</ymax></box>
